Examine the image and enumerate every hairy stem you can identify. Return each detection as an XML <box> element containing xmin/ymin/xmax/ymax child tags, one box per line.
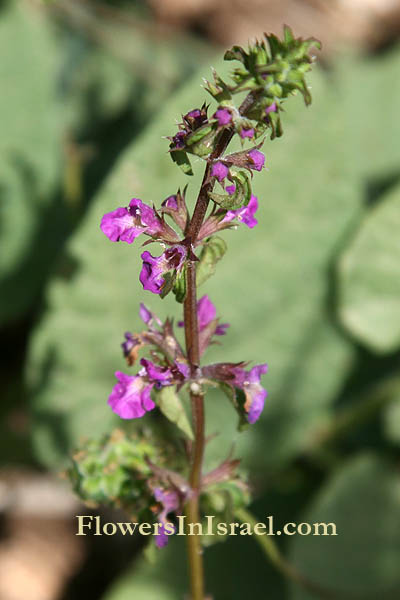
<box><xmin>183</xmin><ymin>91</ymin><xmax>256</xmax><ymax>600</ymax></box>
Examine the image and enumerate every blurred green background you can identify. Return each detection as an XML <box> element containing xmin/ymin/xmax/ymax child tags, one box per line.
<box><xmin>2</xmin><ymin>1</ymin><xmax>400</xmax><ymax>599</ymax></box>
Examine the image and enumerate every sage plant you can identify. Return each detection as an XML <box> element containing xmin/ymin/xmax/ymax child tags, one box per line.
<box><xmin>69</xmin><ymin>27</ymin><xmax>320</xmax><ymax>599</ymax></box>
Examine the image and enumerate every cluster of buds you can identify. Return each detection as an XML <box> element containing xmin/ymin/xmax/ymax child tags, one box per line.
<box><xmin>69</xmin><ymin>430</ymin><xmax>249</xmax><ymax>548</ymax></box>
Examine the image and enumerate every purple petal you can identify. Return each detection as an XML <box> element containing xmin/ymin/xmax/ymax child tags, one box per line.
<box><xmin>100</xmin><ymin>207</ymin><xmax>141</xmax><ymax>243</ymax></box>
<box><xmin>197</xmin><ymin>295</ymin><xmax>217</xmax><ymax>331</ymax></box>
<box><xmin>155</xmin><ymin>522</ymin><xmax>175</xmax><ymax>548</ymax></box>
<box><xmin>128</xmin><ymin>198</ymin><xmax>159</xmax><ymax>234</ymax></box>
<box><xmin>162</xmin><ymin>195</ymin><xmax>178</xmax><ymax>210</ymax></box>
<box><xmin>140</xmin><ymin>358</ymin><xmax>173</xmax><ymax>386</ymax></box>
<box><xmin>108</xmin><ymin>371</ymin><xmax>155</xmax><ymax>419</ymax></box>
<box><xmin>248</xmin><ymin>149</ymin><xmax>265</xmax><ymax>171</ymax></box>
<box><xmin>214</xmin><ymin>108</ymin><xmax>232</xmax><ymax>126</ymax></box>
<box><xmin>211</xmin><ymin>161</ymin><xmax>229</xmax><ymax>182</ymax></box>
<box><xmin>139</xmin><ymin>303</ymin><xmax>152</xmax><ymax>324</ymax></box>
<box><xmin>175</xmin><ymin>360</ymin><xmax>190</xmax><ymax>379</ymax></box>
<box><xmin>139</xmin><ymin>251</ymin><xmax>166</xmax><ymax>295</ymax></box>
<box><xmin>240</xmin><ymin>127</ymin><xmax>255</xmax><ymax>139</ymax></box>
<box><xmin>265</xmin><ymin>102</ymin><xmax>277</xmax><ymax>116</ymax></box>
<box><xmin>215</xmin><ymin>323</ymin><xmax>230</xmax><ymax>336</ymax></box>
<box><xmin>247</xmin><ymin>388</ymin><xmax>267</xmax><ymax>424</ymax></box>
<box><xmin>172</xmin><ymin>131</ymin><xmax>186</xmax><ymax>148</ymax></box>
<box><xmin>248</xmin><ymin>363</ymin><xmax>268</xmax><ymax>383</ymax></box>
<box><xmin>222</xmin><ymin>195</ymin><xmax>259</xmax><ymax>229</ymax></box>
<box><xmin>121</xmin><ymin>332</ymin><xmax>136</xmax><ymax>357</ymax></box>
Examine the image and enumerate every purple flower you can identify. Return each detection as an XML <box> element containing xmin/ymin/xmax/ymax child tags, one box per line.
<box><xmin>175</xmin><ymin>360</ymin><xmax>190</xmax><ymax>379</ymax></box>
<box><xmin>214</xmin><ymin>108</ymin><xmax>232</xmax><ymax>126</ymax></box>
<box><xmin>155</xmin><ymin>522</ymin><xmax>175</xmax><ymax>548</ymax></box>
<box><xmin>179</xmin><ymin>296</ymin><xmax>229</xmax><ymax>336</ymax></box>
<box><xmin>222</xmin><ymin>195</ymin><xmax>259</xmax><ymax>229</ymax></box>
<box><xmin>162</xmin><ymin>195</ymin><xmax>178</xmax><ymax>210</ymax></box>
<box><xmin>121</xmin><ymin>332</ymin><xmax>137</xmax><ymax>357</ymax></box>
<box><xmin>160</xmin><ymin>191</ymin><xmax>188</xmax><ymax>232</ymax></box>
<box><xmin>184</xmin><ymin>107</ymin><xmax>208</xmax><ymax>130</ymax></box>
<box><xmin>248</xmin><ymin>149</ymin><xmax>265</xmax><ymax>171</ymax></box>
<box><xmin>139</xmin><ymin>358</ymin><xmax>173</xmax><ymax>388</ymax></box>
<box><xmin>265</xmin><ymin>102</ymin><xmax>277</xmax><ymax>116</ymax></box>
<box><xmin>197</xmin><ymin>295</ymin><xmax>218</xmax><ymax>332</ymax></box>
<box><xmin>100</xmin><ymin>198</ymin><xmax>161</xmax><ymax>244</ymax></box>
<box><xmin>215</xmin><ymin>323</ymin><xmax>230</xmax><ymax>335</ymax></box>
<box><xmin>154</xmin><ymin>487</ymin><xmax>180</xmax><ymax>548</ymax></box>
<box><xmin>140</xmin><ymin>245</ymin><xmax>186</xmax><ymax>295</ymax></box>
<box><xmin>172</xmin><ymin>130</ymin><xmax>187</xmax><ymax>149</ymax></box>
<box><xmin>240</xmin><ymin>127</ymin><xmax>255</xmax><ymax>139</ymax></box>
<box><xmin>108</xmin><ymin>371</ymin><xmax>155</xmax><ymax>419</ymax></box>
<box><xmin>211</xmin><ymin>161</ymin><xmax>229</xmax><ymax>182</ymax></box>
<box><xmin>140</xmin><ymin>251</ymin><xmax>165</xmax><ymax>294</ymax></box>
<box><xmin>187</xmin><ymin>108</ymin><xmax>202</xmax><ymax>119</ymax></box>
<box><xmin>232</xmin><ymin>364</ymin><xmax>268</xmax><ymax>424</ymax></box>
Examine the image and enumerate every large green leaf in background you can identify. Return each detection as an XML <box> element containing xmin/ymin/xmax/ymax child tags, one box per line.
<box><xmin>26</xmin><ymin>52</ymin><xmax>362</xmax><ymax>471</ymax></box>
<box><xmin>0</xmin><ymin>3</ymin><xmax>62</xmax><ymax>323</ymax></box>
<box><xmin>289</xmin><ymin>454</ymin><xmax>400</xmax><ymax>598</ymax></box>
<box><xmin>338</xmin><ymin>184</ymin><xmax>400</xmax><ymax>353</ymax></box>
<box><xmin>23</xmin><ymin>32</ymin><xmax>400</xmax><ymax>600</ymax></box>
<box><xmin>0</xmin><ymin>1</ymin><xmax>207</xmax><ymax>328</ymax></box>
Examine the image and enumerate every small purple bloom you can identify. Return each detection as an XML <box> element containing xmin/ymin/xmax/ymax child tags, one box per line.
<box><xmin>222</xmin><ymin>195</ymin><xmax>259</xmax><ymax>229</ymax></box>
<box><xmin>248</xmin><ymin>149</ymin><xmax>265</xmax><ymax>171</ymax></box>
<box><xmin>140</xmin><ymin>245</ymin><xmax>186</xmax><ymax>295</ymax></box>
<box><xmin>178</xmin><ymin>296</ymin><xmax>229</xmax><ymax>338</ymax></box>
<box><xmin>211</xmin><ymin>161</ymin><xmax>229</xmax><ymax>182</ymax></box>
<box><xmin>215</xmin><ymin>323</ymin><xmax>230</xmax><ymax>335</ymax></box>
<box><xmin>214</xmin><ymin>108</ymin><xmax>232</xmax><ymax>126</ymax></box>
<box><xmin>265</xmin><ymin>102</ymin><xmax>277</xmax><ymax>116</ymax></box>
<box><xmin>240</xmin><ymin>127</ymin><xmax>255</xmax><ymax>139</ymax></box>
<box><xmin>154</xmin><ymin>487</ymin><xmax>180</xmax><ymax>548</ymax></box>
<box><xmin>197</xmin><ymin>295</ymin><xmax>229</xmax><ymax>336</ymax></box>
<box><xmin>162</xmin><ymin>195</ymin><xmax>178</xmax><ymax>210</ymax></box>
<box><xmin>121</xmin><ymin>332</ymin><xmax>136</xmax><ymax>357</ymax></box>
<box><xmin>140</xmin><ymin>251</ymin><xmax>166</xmax><ymax>294</ymax></box>
<box><xmin>184</xmin><ymin>108</ymin><xmax>208</xmax><ymax>130</ymax></box>
<box><xmin>155</xmin><ymin>522</ymin><xmax>175</xmax><ymax>548</ymax></box>
<box><xmin>226</xmin><ymin>184</ymin><xmax>236</xmax><ymax>195</ymax></box>
<box><xmin>232</xmin><ymin>364</ymin><xmax>268</xmax><ymax>424</ymax></box>
<box><xmin>108</xmin><ymin>371</ymin><xmax>155</xmax><ymax>419</ymax></box>
<box><xmin>175</xmin><ymin>360</ymin><xmax>190</xmax><ymax>379</ymax></box>
<box><xmin>172</xmin><ymin>130</ymin><xmax>187</xmax><ymax>149</ymax></box>
<box><xmin>100</xmin><ymin>198</ymin><xmax>160</xmax><ymax>244</ymax></box>
<box><xmin>139</xmin><ymin>303</ymin><xmax>152</xmax><ymax>324</ymax></box>
<box><xmin>186</xmin><ymin>109</ymin><xmax>202</xmax><ymax>119</ymax></box>
<box><xmin>197</xmin><ymin>295</ymin><xmax>217</xmax><ymax>331</ymax></box>
<box><xmin>140</xmin><ymin>358</ymin><xmax>172</xmax><ymax>388</ymax></box>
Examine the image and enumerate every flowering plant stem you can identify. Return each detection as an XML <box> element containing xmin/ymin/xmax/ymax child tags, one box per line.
<box><xmin>79</xmin><ymin>27</ymin><xmax>321</xmax><ymax>599</ymax></box>
<box><xmin>183</xmin><ymin>93</ymin><xmax>256</xmax><ymax>599</ymax></box>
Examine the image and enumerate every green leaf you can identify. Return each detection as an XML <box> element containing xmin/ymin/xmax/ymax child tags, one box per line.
<box><xmin>338</xmin><ymin>184</ymin><xmax>400</xmax><ymax>353</ymax></box>
<box><xmin>155</xmin><ymin>387</ymin><xmax>193</xmax><ymax>440</ymax></box>
<box><xmin>196</xmin><ymin>236</ymin><xmax>227</xmax><ymax>286</ymax></box>
<box><xmin>208</xmin><ymin>171</ymin><xmax>251</xmax><ymax>210</ymax></box>
<box><xmin>160</xmin><ymin>272</ymin><xmax>176</xmax><ymax>299</ymax></box>
<box><xmin>0</xmin><ymin>4</ymin><xmax>63</xmax><ymax>326</ymax></box>
<box><xmin>172</xmin><ymin>266</ymin><xmax>187</xmax><ymax>303</ymax></box>
<box><xmin>289</xmin><ymin>454</ymin><xmax>400</xmax><ymax>598</ymax></box>
<box><xmin>170</xmin><ymin>149</ymin><xmax>193</xmax><ymax>176</ymax></box>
